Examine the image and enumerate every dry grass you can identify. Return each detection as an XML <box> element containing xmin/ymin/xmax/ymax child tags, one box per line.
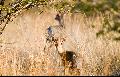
<box><xmin>0</xmin><ymin>8</ymin><xmax>120</xmax><ymax>76</ymax></box>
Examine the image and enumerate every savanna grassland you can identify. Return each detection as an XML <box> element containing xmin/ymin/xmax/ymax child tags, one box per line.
<box><xmin>0</xmin><ymin>0</ymin><xmax>120</xmax><ymax>76</ymax></box>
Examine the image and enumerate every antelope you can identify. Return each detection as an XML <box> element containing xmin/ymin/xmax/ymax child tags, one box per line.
<box><xmin>54</xmin><ymin>37</ymin><xmax>77</xmax><ymax>70</ymax></box>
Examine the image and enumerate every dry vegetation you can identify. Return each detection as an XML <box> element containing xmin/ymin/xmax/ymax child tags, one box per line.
<box><xmin>0</xmin><ymin>0</ymin><xmax>120</xmax><ymax>76</ymax></box>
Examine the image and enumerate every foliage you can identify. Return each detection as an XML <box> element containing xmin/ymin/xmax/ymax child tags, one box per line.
<box><xmin>96</xmin><ymin>14</ymin><xmax>120</xmax><ymax>41</ymax></box>
<box><xmin>53</xmin><ymin>1</ymin><xmax>71</xmax><ymax>13</ymax></box>
<box><xmin>71</xmin><ymin>1</ymin><xmax>96</xmax><ymax>16</ymax></box>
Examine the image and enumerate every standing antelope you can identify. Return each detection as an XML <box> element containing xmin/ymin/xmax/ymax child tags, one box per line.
<box><xmin>54</xmin><ymin>37</ymin><xmax>78</xmax><ymax>73</ymax></box>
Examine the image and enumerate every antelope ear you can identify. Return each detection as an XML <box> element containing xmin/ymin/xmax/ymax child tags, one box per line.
<box><xmin>55</xmin><ymin>14</ymin><xmax>60</xmax><ymax>20</ymax></box>
<box><xmin>56</xmin><ymin>38</ymin><xmax>58</xmax><ymax>41</ymax></box>
<box><xmin>62</xmin><ymin>38</ymin><xmax>66</xmax><ymax>41</ymax></box>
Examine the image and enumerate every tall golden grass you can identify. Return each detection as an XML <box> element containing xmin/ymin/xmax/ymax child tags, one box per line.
<box><xmin>0</xmin><ymin>9</ymin><xmax>120</xmax><ymax>76</ymax></box>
